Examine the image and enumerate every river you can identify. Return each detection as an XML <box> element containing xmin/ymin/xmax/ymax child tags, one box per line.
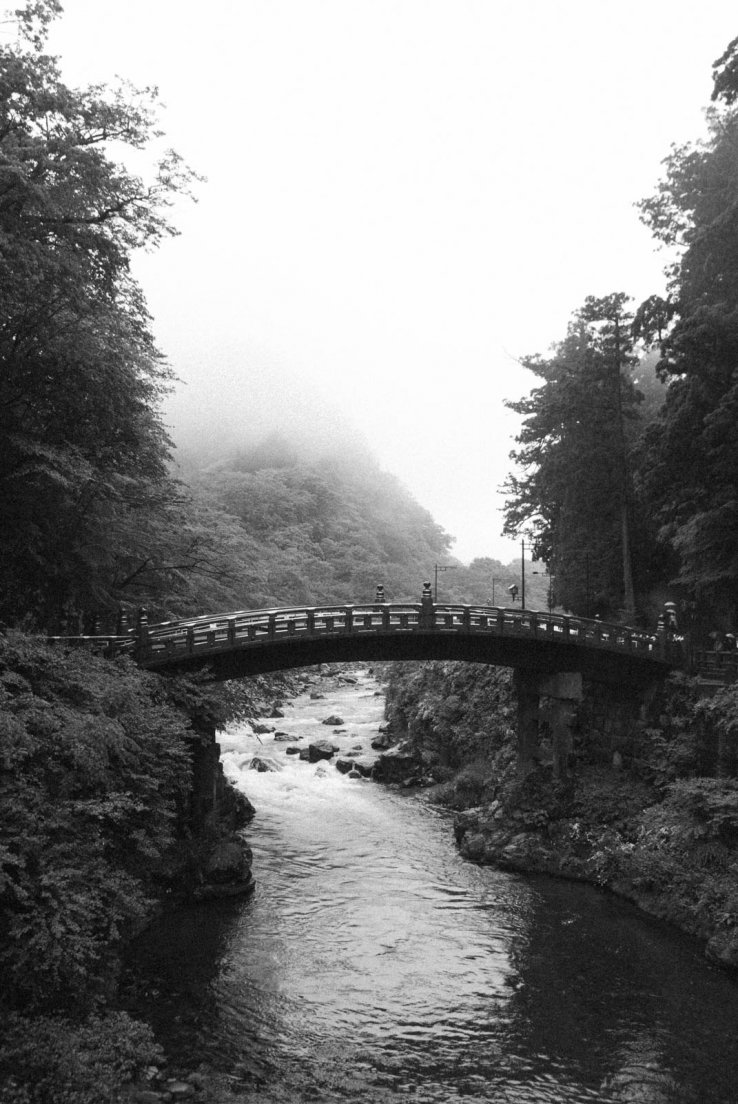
<box><xmin>126</xmin><ymin>665</ymin><xmax>738</xmax><ymax>1103</ymax></box>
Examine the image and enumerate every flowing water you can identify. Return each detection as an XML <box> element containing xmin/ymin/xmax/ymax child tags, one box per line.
<box><xmin>127</xmin><ymin>666</ymin><xmax>738</xmax><ymax>1103</ymax></box>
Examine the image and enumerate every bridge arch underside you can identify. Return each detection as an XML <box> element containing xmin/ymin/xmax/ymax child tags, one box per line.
<box><xmin>145</xmin><ymin>631</ymin><xmax>669</xmax><ymax>688</ymax></box>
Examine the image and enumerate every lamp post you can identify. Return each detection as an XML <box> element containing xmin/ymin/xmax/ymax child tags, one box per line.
<box><xmin>434</xmin><ymin>563</ymin><xmax>457</xmax><ymax>601</ymax></box>
<box><xmin>532</xmin><ymin>567</ymin><xmax>555</xmax><ymax>611</ymax></box>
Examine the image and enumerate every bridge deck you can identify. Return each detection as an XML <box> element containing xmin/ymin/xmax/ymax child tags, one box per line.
<box><xmin>59</xmin><ymin>602</ymin><xmax>678</xmax><ymax>684</ymax></box>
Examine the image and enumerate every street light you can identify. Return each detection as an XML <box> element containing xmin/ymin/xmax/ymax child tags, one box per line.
<box><xmin>434</xmin><ymin>563</ymin><xmax>457</xmax><ymax>600</ymax></box>
<box><xmin>532</xmin><ymin>568</ymin><xmax>555</xmax><ymax>612</ymax></box>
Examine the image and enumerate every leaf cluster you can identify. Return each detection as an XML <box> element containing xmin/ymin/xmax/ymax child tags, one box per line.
<box><xmin>0</xmin><ymin>631</ymin><xmax>191</xmax><ymax>1013</ymax></box>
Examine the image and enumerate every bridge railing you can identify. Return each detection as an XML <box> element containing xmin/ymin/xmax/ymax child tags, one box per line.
<box><xmin>87</xmin><ymin>601</ymin><xmax>674</xmax><ymax>667</ymax></box>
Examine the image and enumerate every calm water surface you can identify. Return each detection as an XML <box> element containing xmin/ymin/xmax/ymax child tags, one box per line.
<box><xmin>127</xmin><ymin>668</ymin><xmax>738</xmax><ymax>1103</ymax></box>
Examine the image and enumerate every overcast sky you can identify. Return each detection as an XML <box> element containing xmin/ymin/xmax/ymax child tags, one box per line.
<box><xmin>41</xmin><ymin>1</ymin><xmax>738</xmax><ymax>562</ymax></box>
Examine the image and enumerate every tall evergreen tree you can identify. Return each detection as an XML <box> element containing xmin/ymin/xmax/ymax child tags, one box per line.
<box><xmin>503</xmin><ymin>296</ymin><xmax>648</xmax><ymax>620</ymax></box>
<box><xmin>636</xmin><ymin>43</ymin><xmax>738</xmax><ymax>624</ymax></box>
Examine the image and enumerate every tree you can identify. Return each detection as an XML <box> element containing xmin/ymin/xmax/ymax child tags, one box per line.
<box><xmin>637</xmin><ymin>61</ymin><xmax>738</xmax><ymax>623</ymax></box>
<box><xmin>0</xmin><ymin>2</ymin><xmax>198</xmax><ymax>626</ymax></box>
<box><xmin>503</xmin><ymin>296</ymin><xmax>650</xmax><ymax>619</ymax></box>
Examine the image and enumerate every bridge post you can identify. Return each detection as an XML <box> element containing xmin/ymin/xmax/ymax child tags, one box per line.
<box><xmin>420</xmin><ymin>582</ymin><xmax>434</xmax><ymax>629</ymax></box>
<box><xmin>513</xmin><ymin>670</ymin><xmax>583</xmax><ymax>778</ymax></box>
<box><xmin>513</xmin><ymin>670</ymin><xmax>541</xmax><ymax>775</ymax></box>
<box><xmin>135</xmin><ymin>608</ymin><xmax>149</xmax><ymax>659</ymax></box>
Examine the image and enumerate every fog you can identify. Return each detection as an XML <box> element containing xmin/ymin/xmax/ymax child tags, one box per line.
<box><xmin>43</xmin><ymin>0</ymin><xmax>738</xmax><ymax>561</ymax></box>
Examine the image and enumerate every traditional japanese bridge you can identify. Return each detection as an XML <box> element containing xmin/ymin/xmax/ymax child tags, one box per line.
<box><xmin>55</xmin><ymin>587</ymin><xmax>683</xmax><ymax>806</ymax></box>
<box><xmin>97</xmin><ymin>589</ymin><xmax>679</xmax><ymax>687</ymax></box>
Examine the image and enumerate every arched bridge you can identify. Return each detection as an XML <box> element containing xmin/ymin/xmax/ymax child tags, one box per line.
<box><xmin>98</xmin><ymin>594</ymin><xmax>679</xmax><ymax>688</ymax></box>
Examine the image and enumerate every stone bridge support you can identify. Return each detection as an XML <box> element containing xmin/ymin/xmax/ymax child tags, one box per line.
<box><xmin>189</xmin><ymin>718</ymin><xmax>225</xmax><ymax>825</ymax></box>
<box><xmin>513</xmin><ymin>670</ymin><xmax>584</xmax><ymax>778</ymax></box>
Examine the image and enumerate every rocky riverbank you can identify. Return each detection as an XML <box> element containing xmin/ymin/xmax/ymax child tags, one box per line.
<box><xmin>379</xmin><ymin>661</ymin><xmax>738</xmax><ymax>971</ymax></box>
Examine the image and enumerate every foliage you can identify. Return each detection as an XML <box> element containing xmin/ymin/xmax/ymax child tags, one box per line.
<box><xmin>636</xmin><ymin>83</ymin><xmax>738</xmax><ymax>623</ymax></box>
<box><xmin>191</xmin><ymin>437</ymin><xmax>453</xmax><ymax>608</ymax></box>
<box><xmin>503</xmin><ymin>294</ymin><xmax>661</xmax><ymax>618</ymax></box>
<box><xmin>0</xmin><ymin>1010</ymin><xmax>162</xmax><ymax>1104</ymax></box>
<box><xmin>0</xmin><ymin>2</ymin><xmax>201</xmax><ymax>628</ymax></box>
<box><xmin>383</xmin><ymin>661</ymin><xmax>515</xmax><ymax>770</ymax></box>
<box><xmin>0</xmin><ymin>631</ymin><xmax>191</xmax><ymax>1013</ymax></box>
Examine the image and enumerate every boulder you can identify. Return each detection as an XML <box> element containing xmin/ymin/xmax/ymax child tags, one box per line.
<box><xmin>309</xmin><ymin>691</ymin><xmax>325</xmax><ymax>700</ymax></box>
<box><xmin>299</xmin><ymin>748</ymin><xmax>311</xmax><ymax>761</ymax></box>
<box><xmin>372</xmin><ymin>746</ymin><xmax>420</xmax><ymax>783</ymax></box>
<box><xmin>371</xmin><ymin>726</ymin><xmax>394</xmax><ymax>750</ymax></box>
<box><xmin>269</xmin><ymin>706</ymin><xmax>284</xmax><ymax>718</ymax></box>
<box><xmin>321</xmin><ymin>714</ymin><xmax>344</xmax><ymax>726</ymax></box>
<box><xmin>349</xmin><ymin>757</ymin><xmax>374</xmax><ymax>778</ymax></box>
<box><xmin>285</xmin><ymin>746</ymin><xmax>301</xmax><ymax>755</ymax></box>
<box><xmin>253</xmin><ymin>723</ymin><xmax>275</xmax><ymax>735</ymax></box>
<box><xmin>273</xmin><ymin>731</ymin><xmax>295</xmax><ymax>741</ymax></box>
<box><xmin>249</xmin><ymin>756</ymin><xmax>281</xmax><ymax>772</ymax></box>
<box><xmin>203</xmin><ymin>838</ymin><xmax>253</xmax><ymax>885</ymax></box>
<box><xmin>335</xmin><ymin>757</ymin><xmax>355</xmax><ymax>775</ymax></box>
<box><xmin>308</xmin><ymin>739</ymin><xmax>337</xmax><ymax>763</ymax></box>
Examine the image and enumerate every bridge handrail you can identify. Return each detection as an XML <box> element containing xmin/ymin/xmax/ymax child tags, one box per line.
<box><xmin>58</xmin><ymin>602</ymin><xmax>671</xmax><ymax>667</ymax></box>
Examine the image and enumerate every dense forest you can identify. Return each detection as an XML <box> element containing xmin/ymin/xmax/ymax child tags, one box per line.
<box><xmin>4</xmin><ymin>1</ymin><xmax>738</xmax><ymax>1099</ymax></box>
<box><xmin>503</xmin><ymin>39</ymin><xmax>738</xmax><ymax>632</ymax></box>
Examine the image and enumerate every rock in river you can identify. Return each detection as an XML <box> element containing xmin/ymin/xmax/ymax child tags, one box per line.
<box><xmin>249</xmin><ymin>756</ymin><xmax>282</xmax><ymax>773</ymax></box>
<box><xmin>308</xmin><ymin>739</ymin><xmax>338</xmax><ymax>762</ymax></box>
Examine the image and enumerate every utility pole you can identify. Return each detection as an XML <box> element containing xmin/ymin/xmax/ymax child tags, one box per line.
<box><xmin>521</xmin><ymin>538</ymin><xmax>526</xmax><ymax>610</ymax></box>
<box><xmin>434</xmin><ymin>563</ymin><xmax>457</xmax><ymax>601</ymax></box>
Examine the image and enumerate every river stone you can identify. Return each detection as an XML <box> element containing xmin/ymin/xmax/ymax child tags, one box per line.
<box><xmin>165</xmin><ymin>1081</ymin><xmax>195</xmax><ymax>1097</ymax></box>
<box><xmin>335</xmin><ymin>757</ymin><xmax>355</xmax><ymax>774</ymax></box>
<box><xmin>308</xmin><ymin>739</ymin><xmax>336</xmax><ymax>762</ymax></box>
<box><xmin>349</xmin><ymin>757</ymin><xmax>374</xmax><ymax>777</ymax></box>
<box><xmin>273</xmin><ymin>731</ymin><xmax>295</xmax><ymax>741</ymax></box>
<box><xmin>285</xmin><ymin>746</ymin><xmax>301</xmax><ymax>755</ymax></box>
<box><xmin>309</xmin><ymin>691</ymin><xmax>324</xmax><ymax>699</ymax></box>
<box><xmin>204</xmin><ymin>838</ymin><xmax>253</xmax><ymax>884</ymax></box>
<box><xmin>269</xmin><ymin>706</ymin><xmax>285</xmax><ymax>718</ymax></box>
<box><xmin>372</xmin><ymin>746</ymin><xmax>419</xmax><ymax>783</ymax></box>
<box><xmin>249</xmin><ymin>755</ymin><xmax>282</xmax><ymax>772</ymax></box>
<box><xmin>299</xmin><ymin>747</ymin><xmax>311</xmax><ymax>761</ymax></box>
<box><xmin>252</xmin><ymin>723</ymin><xmax>275</xmax><ymax>735</ymax></box>
<box><xmin>348</xmin><ymin>768</ymin><xmax>363</xmax><ymax>779</ymax></box>
<box><xmin>463</xmin><ymin>832</ymin><xmax>487</xmax><ymax>861</ymax></box>
<box><xmin>371</xmin><ymin>728</ymin><xmax>393</xmax><ymax>750</ymax></box>
<box><xmin>321</xmin><ymin>714</ymin><xmax>344</xmax><ymax>726</ymax></box>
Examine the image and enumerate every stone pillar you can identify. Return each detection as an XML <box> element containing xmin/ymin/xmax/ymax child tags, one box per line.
<box><xmin>538</xmin><ymin>671</ymin><xmax>583</xmax><ymax>779</ymax></box>
<box><xmin>190</xmin><ymin>719</ymin><xmax>220</xmax><ymax>825</ymax></box>
<box><xmin>513</xmin><ymin>669</ymin><xmax>541</xmax><ymax>774</ymax></box>
<box><xmin>513</xmin><ymin>670</ymin><xmax>583</xmax><ymax>778</ymax></box>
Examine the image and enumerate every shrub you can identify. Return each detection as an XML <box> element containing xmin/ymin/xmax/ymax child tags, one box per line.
<box><xmin>0</xmin><ymin>1011</ymin><xmax>162</xmax><ymax>1104</ymax></box>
